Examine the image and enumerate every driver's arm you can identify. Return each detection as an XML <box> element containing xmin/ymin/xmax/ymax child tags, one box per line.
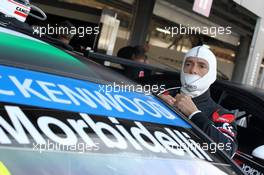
<box><xmin>158</xmin><ymin>94</ymin><xmax>176</xmax><ymax>106</ymax></box>
<box><xmin>190</xmin><ymin>109</ymin><xmax>238</xmax><ymax>157</ymax></box>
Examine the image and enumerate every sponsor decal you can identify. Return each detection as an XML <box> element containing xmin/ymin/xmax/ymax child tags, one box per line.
<box><xmin>14</xmin><ymin>10</ymin><xmax>27</xmax><ymax>18</ymax></box>
<box><xmin>15</xmin><ymin>7</ymin><xmax>30</xmax><ymax>14</ymax></box>
<box><xmin>0</xmin><ymin>65</ymin><xmax>190</xmax><ymax>128</ymax></box>
<box><xmin>242</xmin><ymin>164</ymin><xmax>264</xmax><ymax>175</ymax></box>
<box><xmin>234</xmin><ymin>153</ymin><xmax>264</xmax><ymax>175</ymax></box>
<box><xmin>0</xmin><ymin>105</ymin><xmax>212</xmax><ymax>162</ymax></box>
<box><xmin>212</xmin><ymin>111</ymin><xmax>235</xmax><ymax>123</ymax></box>
<box><xmin>14</xmin><ymin>7</ymin><xmax>29</xmax><ymax>18</ymax></box>
<box><xmin>217</xmin><ymin>123</ymin><xmax>235</xmax><ymax>137</ymax></box>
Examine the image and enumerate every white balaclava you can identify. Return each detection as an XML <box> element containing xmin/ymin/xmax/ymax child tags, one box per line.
<box><xmin>180</xmin><ymin>46</ymin><xmax>217</xmax><ymax>98</ymax></box>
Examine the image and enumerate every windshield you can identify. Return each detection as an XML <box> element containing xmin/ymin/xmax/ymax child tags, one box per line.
<box><xmin>1</xmin><ymin>149</ymin><xmax>229</xmax><ymax>175</ymax></box>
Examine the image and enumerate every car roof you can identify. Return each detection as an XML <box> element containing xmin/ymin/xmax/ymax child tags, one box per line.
<box><xmin>214</xmin><ymin>80</ymin><xmax>264</xmax><ymax>102</ymax></box>
<box><xmin>0</xmin><ymin>26</ymin><xmax>134</xmax><ymax>85</ymax></box>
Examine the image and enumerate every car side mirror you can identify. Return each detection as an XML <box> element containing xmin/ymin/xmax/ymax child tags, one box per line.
<box><xmin>252</xmin><ymin>145</ymin><xmax>264</xmax><ymax>160</ymax></box>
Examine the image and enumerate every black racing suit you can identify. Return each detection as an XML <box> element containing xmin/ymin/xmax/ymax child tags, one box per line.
<box><xmin>166</xmin><ymin>89</ymin><xmax>238</xmax><ymax>157</ymax></box>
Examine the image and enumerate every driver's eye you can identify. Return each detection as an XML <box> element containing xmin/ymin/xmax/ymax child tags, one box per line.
<box><xmin>200</xmin><ymin>65</ymin><xmax>205</xmax><ymax>69</ymax></box>
<box><xmin>185</xmin><ymin>63</ymin><xmax>191</xmax><ymax>66</ymax></box>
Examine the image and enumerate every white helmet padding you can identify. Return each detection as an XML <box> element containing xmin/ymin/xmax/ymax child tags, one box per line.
<box><xmin>252</xmin><ymin>145</ymin><xmax>264</xmax><ymax>160</ymax></box>
<box><xmin>180</xmin><ymin>46</ymin><xmax>217</xmax><ymax>98</ymax></box>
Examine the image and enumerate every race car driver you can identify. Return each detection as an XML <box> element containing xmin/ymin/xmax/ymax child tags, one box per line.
<box><xmin>160</xmin><ymin>46</ymin><xmax>238</xmax><ymax>157</ymax></box>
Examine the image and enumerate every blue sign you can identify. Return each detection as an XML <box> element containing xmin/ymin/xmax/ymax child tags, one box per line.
<box><xmin>0</xmin><ymin>65</ymin><xmax>190</xmax><ymax>128</ymax></box>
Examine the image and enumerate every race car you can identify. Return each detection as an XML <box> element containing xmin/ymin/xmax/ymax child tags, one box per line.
<box><xmin>131</xmin><ymin>72</ymin><xmax>264</xmax><ymax>175</ymax></box>
<box><xmin>0</xmin><ymin>4</ymin><xmax>244</xmax><ymax>175</ymax></box>
<box><xmin>85</xmin><ymin>36</ymin><xmax>263</xmax><ymax>175</ymax></box>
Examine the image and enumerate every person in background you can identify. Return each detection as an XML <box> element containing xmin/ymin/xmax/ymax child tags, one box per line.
<box><xmin>117</xmin><ymin>45</ymin><xmax>150</xmax><ymax>80</ymax></box>
<box><xmin>57</xmin><ymin>20</ymin><xmax>75</xmax><ymax>45</ymax></box>
<box><xmin>159</xmin><ymin>46</ymin><xmax>238</xmax><ymax>157</ymax></box>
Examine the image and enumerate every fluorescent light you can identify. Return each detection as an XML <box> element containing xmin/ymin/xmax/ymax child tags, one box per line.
<box><xmin>156</xmin><ymin>27</ymin><xmax>171</xmax><ymax>34</ymax></box>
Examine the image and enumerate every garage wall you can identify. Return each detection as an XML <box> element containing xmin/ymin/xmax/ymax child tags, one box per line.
<box><xmin>233</xmin><ymin>0</ymin><xmax>264</xmax><ymax>17</ymax></box>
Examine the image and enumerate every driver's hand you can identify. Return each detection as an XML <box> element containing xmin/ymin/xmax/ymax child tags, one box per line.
<box><xmin>174</xmin><ymin>94</ymin><xmax>199</xmax><ymax>117</ymax></box>
<box><xmin>159</xmin><ymin>94</ymin><xmax>176</xmax><ymax>106</ymax></box>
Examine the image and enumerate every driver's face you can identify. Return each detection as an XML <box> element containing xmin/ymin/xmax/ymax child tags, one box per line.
<box><xmin>183</xmin><ymin>57</ymin><xmax>209</xmax><ymax>77</ymax></box>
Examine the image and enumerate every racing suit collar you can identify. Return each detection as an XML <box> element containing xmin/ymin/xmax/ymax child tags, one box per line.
<box><xmin>192</xmin><ymin>90</ymin><xmax>211</xmax><ymax>104</ymax></box>
<box><xmin>191</xmin><ymin>89</ymin><xmax>220</xmax><ymax>118</ymax></box>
